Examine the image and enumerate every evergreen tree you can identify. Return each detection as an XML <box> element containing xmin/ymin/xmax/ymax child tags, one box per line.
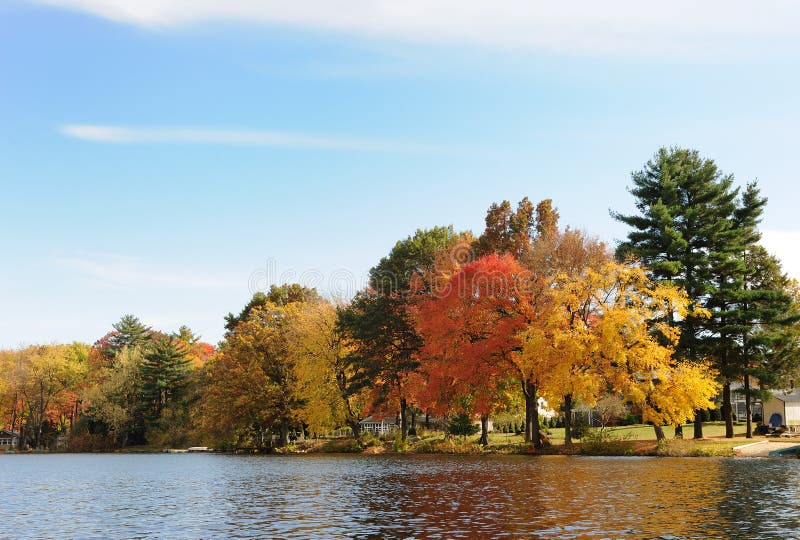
<box><xmin>172</xmin><ymin>325</ymin><xmax>199</xmax><ymax>346</ymax></box>
<box><xmin>613</xmin><ymin>147</ymin><xmax>739</xmax><ymax>438</ymax></box>
<box><xmin>712</xmin><ymin>243</ymin><xmax>796</xmax><ymax>437</ymax></box>
<box><xmin>140</xmin><ymin>334</ymin><xmax>190</xmax><ymax>423</ymax></box>
<box><xmin>705</xmin><ymin>183</ymin><xmax>767</xmax><ymax>437</ymax></box>
<box><xmin>108</xmin><ymin>315</ymin><xmax>152</xmax><ymax>355</ymax></box>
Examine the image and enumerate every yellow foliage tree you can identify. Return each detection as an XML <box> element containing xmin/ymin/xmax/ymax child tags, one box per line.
<box><xmin>520</xmin><ymin>258</ymin><xmax>719</xmax><ymax>443</ymax></box>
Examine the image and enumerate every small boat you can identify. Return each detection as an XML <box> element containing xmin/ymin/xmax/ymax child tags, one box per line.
<box><xmin>187</xmin><ymin>446</ymin><xmax>211</xmax><ymax>452</ymax></box>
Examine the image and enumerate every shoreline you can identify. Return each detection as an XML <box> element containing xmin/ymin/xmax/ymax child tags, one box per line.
<box><xmin>11</xmin><ymin>436</ymin><xmax>800</xmax><ymax>459</ymax></box>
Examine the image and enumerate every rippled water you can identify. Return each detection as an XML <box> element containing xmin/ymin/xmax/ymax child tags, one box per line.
<box><xmin>1</xmin><ymin>453</ymin><xmax>799</xmax><ymax>539</ymax></box>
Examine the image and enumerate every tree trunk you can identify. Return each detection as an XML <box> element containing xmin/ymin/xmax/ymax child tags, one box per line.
<box><xmin>400</xmin><ymin>398</ymin><xmax>408</xmax><ymax>442</ymax></box>
<box><xmin>409</xmin><ymin>408</ymin><xmax>417</xmax><ymax>436</ymax></box>
<box><xmin>522</xmin><ymin>380</ymin><xmax>532</xmax><ymax>443</ymax></box>
<box><xmin>479</xmin><ymin>414</ymin><xmax>489</xmax><ymax>447</ymax></box>
<box><xmin>722</xmin><ymin>381</ymin><xmax>734</xmax><ymax>438</ymax></box>
<box><xmin>744</xmin><ymin>374</ymin><xmax>753</xmax><ymax>438</ymax></box>
<box><xmin>348</xmin><ymin>419</ymin><xmax>361</xmax><ymax>439</ymax></box>
<box><xmin>693</xmin><ymin>412</ymin><xmax>704</xmax><ymax>439</ymax></box>
<box><xmin>278</xmin><ymin>418</ymin><xmax>290</xmax><ymax>448</ymax></box>
<box><xmin>653</xmin><ymin>425</ymin><xmax>666</xmax><ymax>441</ymax></box>
<box><xmin>523</xmin><ymin>380</ymin><xmax>541</xmax><ymax>448</ymax></box>
<box><xmin>564</xmin><ymin>394</ymin><xmax>573</xmax><ymax>446</ymax></box>
<box><xmin>425</xmin><ymin>410</ymin><xmax>430</xmax><ymax>430</ymax></box>
<box><xmin>18</xmin><ymin>421</ymin><xmax>26</xmax><ymax>450</ymax></box>
<box><xmin>674</xmin><ymin>423</ymin><xmax>683</xmax><ymax>439</ymax></box>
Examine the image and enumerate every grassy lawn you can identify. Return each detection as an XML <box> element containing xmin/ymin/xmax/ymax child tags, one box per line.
<box><xmin>478</xmin><ymin>421</ymin><xmax>767</xmax><ymax>456</ymax></box>
<box><xmin>487</xmin><ymin>421</ymin><xmax>751</xmax><ymax>446</ymax></box>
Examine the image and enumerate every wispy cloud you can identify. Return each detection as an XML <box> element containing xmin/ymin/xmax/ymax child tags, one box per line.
<box><xmin>58</xmin><ymin>124</ymin><xmax>435</xmax><ymax>152</ymax></box>
<box><xmin>761</xmin><ymin>230</ymin><xmax>800</xmax><ymax>281</ymax></box>
<box><xmin>31</xmin><ymin>0</ymin><xmax>800</xmax><ymax>58</ymax></box>
<box><xmin>56</xmin><ymin>253</ymin><xmax>243</xmax><ymax>290</ymax></box>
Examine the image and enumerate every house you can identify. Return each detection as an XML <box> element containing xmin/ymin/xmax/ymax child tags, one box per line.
<box><xmin>0</xmin><ymin>429</ymin><xmax>19</xmax><ymax>449</ymax></box>
<box><xmin>729</xmin><ymin>389</ymin><xmax>764</xmax><ymax>423</ymax></box>
<box><xmin>359</xmin><ymin>415</ymin><xmax>399</xmax><ymax>435</ymax></box>
<box><xmin>762</xmin><ymin>389</ymin><xmax>800</xmax><ymax>432</ymax></box>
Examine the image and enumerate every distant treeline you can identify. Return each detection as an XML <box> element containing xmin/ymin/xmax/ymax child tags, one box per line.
<box><xmin>2</xmin><ymin>147</ymin><xmax>798</xmax><ymax>451</ymax></box>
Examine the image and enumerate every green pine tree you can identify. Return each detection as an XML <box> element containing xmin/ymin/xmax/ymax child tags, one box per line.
<box><xmin>109</xmin><ymin>314</ymin><xmax>152</xmax><ymax>355</ymax></box>
<box><xmin>140</xmin><ymin>334</ymin><xmax>190</xmax><ymax>424</ymax></box>
<box><xmin>613</xmin><ymin>147</ymin><xmax>739</xmax><ymax>439</ymax></box>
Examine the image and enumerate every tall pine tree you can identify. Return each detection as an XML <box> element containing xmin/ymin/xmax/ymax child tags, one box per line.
<box><xmin>108</xmin><ymin>315</ymin><xmax>152</xmax><ymax>356</ymax></box>
<box><xmin>614</xmin><ymin>147</ymin><xmax>739</xmax><ymax>439</ymax></box>
<box><xmin>141</xmin><ymin>334</ymin><xmax>190</xmax><ymax>424</ymax></box>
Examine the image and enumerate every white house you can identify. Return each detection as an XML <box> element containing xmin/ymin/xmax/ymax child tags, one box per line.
<box><xmin>359</xmin><ymin>415</ymin><xmax>398</xmax><ymax>435</ymax></box>
<box><xmin>0</xmin><ymin>429</ymin><xmax>19</xmax><ymax>449</ymax></box>
<box><xmin>762</xmin><ymin>389</ymin><xmax>800</xmax><ymax>432</ymax></box>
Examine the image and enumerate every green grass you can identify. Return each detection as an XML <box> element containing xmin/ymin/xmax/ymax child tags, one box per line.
<box><xmin>488</xmin><ymin>421</ymin><xmax>750</xmax><ymax>445</ymax></box>
<box><xmin>278</xmin><ymin>422</ymin><xmax>763</xmax><ymax>456</ymax></box>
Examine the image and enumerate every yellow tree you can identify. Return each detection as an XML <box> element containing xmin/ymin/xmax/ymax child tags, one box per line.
<box><xmin>591</xmin><ymin>264</ymin><xmax>719</xmax><ymax>440</ymax></box>
<box><xmin>201</xmin><ymin>297</ymin><xmax>346</xmax><ymax>448</ymax></box>
<box><xmin>520</xmin><ymin>259</ymin><xmax>719</xmax><ymax>443</ymax></box>
<box><xmin>294</xmin><ymin>301</ymin><xmax>371</xmax><ymax>437</ymax></box>
<box><xmin>518</xmin><ymin>229</ymin><xmax>611</xmax><ymax>444</ymax></box>
<box><xmin>11</xmin><ymin>344</ymin><xmax>87</xmax><ymax>449</ymax></box>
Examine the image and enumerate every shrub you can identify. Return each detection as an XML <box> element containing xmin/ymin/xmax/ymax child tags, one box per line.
<box><xmin>447</xmin><ymin>414</ymin><xmax>479</xmax><ymax>437</ymax></box>
<box><xmin>620</xmin><ymin>414</ymin><xmax>641</xmax><ymax>426</ymax></box>
<box><xmin>416</xmin><ymin>437</ymin><xmax>481</xmax><ymax>454</ymax></box>
<box><xmin>66</xmin><ymin>433</ymin><xmax>115</xmax><ymax>452</ymax></box>
<box><xmin>319</xmin><ymin>438</ymin><xmax>363</xmax><ymax>453</ymax></box>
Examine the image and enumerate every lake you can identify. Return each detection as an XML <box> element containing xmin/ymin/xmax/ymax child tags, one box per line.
<box><xmin>1</xmin><ymin>454</ymin><xmax>799</xmax><ymax>539</ymax></box>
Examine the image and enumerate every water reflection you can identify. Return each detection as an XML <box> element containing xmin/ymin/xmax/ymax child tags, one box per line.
<box><xmin>1</xmin><ymin>454</ymin><xmax>799</xmax><ymax>538</ymax></box>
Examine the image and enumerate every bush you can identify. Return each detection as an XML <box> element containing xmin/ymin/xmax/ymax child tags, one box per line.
<box><xmin>620</xmin><ymin>414</ymin><xmax>641</xmax><ymax>426</ymax></box>
<box><xmin>447</xmin><ymin>414</ymin><xmax>479</xmax><ymax>437</ymax></box>
<box><xmin>571</xmin><ymin>415</ymin><xmax>589</xmax><ymax>439</ymax></box>
<box><xmin>416</xmin><ymin>437</ymin><xmax>481</xmax><ymax>454</ymax></box>
<box><xmin>319</xmin><ymin>438</ymin><xmax>363</xmax><ymax>453</ymax></box>
<box><xmin>65</xmin><ymin>433</ymin><xmax>115</xmax><ymax>452</ymax></box>
<box><xmin>393</xmin><ymin>435</ymin><xmax>408</xmax><ymax>452</ymax></box>
<box><xmin>358</xmin><ymin>433</ymin><xmax>382</xmax><ymax>449</ymax></box>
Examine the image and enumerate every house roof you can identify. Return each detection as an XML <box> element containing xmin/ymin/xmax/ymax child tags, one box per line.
<box><xmin>770</xmin><ymin>389</ymin><xmax>800</xmax><ymax>403</ymax></box>
<box><xmin>0</xmin><ymin>429</ymin><xmax>19</xmax><ymax>437</ymax></box>
<box><xmin>359</xmin><ymin>415</ymin><xmax>398</xmax><ymax>424</ymax></box>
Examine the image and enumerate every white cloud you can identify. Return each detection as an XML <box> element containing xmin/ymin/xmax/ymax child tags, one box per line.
<box><xmin>761</xmin><ymin>230</ymin><xmax>800</xmax><ymax>282</ymax></box>
<box><xmin>56</xmin><ymin>253</ymin><xmax>242</xmax><ymax>290</ymax></box>
<box><xmin>31</xmin><ymin>0</ymin><xmax>800</xmax><ymax>58</ymax></box>
<box><xmin>59</xmin><ymin>124</ymin><xmax>433</xmax><ymax>152</ymax></box>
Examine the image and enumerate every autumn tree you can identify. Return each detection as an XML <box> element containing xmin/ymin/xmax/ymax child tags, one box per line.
<box><xmin>473</xmin><ymin>197</ymin><xmax>560</xmax><ymax>445</ymax></box>
<box><xmin>82</xmin><ymin>346</ymin><xmax>146</xmax><ymax>446</ymax></box>
<box><xmin>415</xmin><ymin>253</ymin><xmax>526</xmax><ymax>446</ymax></box>
<box><xmin>204</xmin><ymin>290</ymin><xmax>342</xmax><ymax>448</ymax></box>
<box><xmin>519</xmin><ymin>229</ymin><xmax>611</xmax><ymax>445</ymax></box>
<box><xmin>338</xmin><ymin>226</ymin><xmax>462</xmax><ymax>441</ymax></box>
<box><xmin>522</xmin><ymin>261</ymin><xmax>718</xmax><ymax>442</ymax></box>
<box><xmin>13</xmin><ymin>344</ymin><xmax>88</xmax><ymax>449</ymax></box>
<box><xmin>172</xmin><ymin>326</ymin><xmax>215</xmax><ymax>368</ymax></box>
<box><xmin>416</xmin><ymin>253</ymin><xmax>538</xmax><ymax>444</ymax></box>
<box><xmin>298</xmin><ymin>301</ymin><xmax>370</xmax><ymax>437</ymax></box>
<box><xmin>225</xmin><ymin>284</ymin><xmax>322</xmax><ymax>331</ymax></box>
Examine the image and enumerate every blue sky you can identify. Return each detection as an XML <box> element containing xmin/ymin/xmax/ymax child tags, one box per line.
<box><xmin>2</xmin><ymin>1</ymin><xmax>800</xmax><ymax>347</ymax></box>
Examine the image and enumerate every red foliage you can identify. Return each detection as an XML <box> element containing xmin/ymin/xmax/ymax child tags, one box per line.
<box><xmin>413</xmin><ymin>253</ymin><xmax>531</xmax><ymax>416</ymax></box>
